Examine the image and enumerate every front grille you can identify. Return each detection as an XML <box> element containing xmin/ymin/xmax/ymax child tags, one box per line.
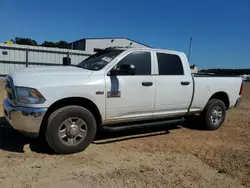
<box><xmin>7</xmin><ymin>91</ymin><xmax>13</xmax><ymax>100</ymax></box>
<box><xmin>5</xmin><ymin>77</ymin><xmax>15</xmax><ymax>103</ymax></box>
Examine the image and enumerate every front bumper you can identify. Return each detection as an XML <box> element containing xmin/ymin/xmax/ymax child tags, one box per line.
<box><xmin>2</xmin><ymin>99</ymin><xmax>47</xmax><ymax>138</ymax></box>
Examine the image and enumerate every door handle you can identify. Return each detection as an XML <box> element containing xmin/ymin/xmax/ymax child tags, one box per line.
<box><xmin>181</xmin><ymin>81</ymin><xmax>190</xmax><ymax>86</ymax></box>
<box><xmin>142</xmin><ymin>82</ymin><xmax>153</xmax><ymax>86</ymax></box>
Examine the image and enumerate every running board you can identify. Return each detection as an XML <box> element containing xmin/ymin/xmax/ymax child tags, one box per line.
<box><xmin>101</xmin><ymin>118</ymin><xmax>185</xmax><ymax>132</ymax></box>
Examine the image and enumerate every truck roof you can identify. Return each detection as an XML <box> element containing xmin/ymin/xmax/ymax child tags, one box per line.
<box><xmin>105</xmin><ymin>46</ymin><xmax>185</xmax><ymax>56</ymax></box>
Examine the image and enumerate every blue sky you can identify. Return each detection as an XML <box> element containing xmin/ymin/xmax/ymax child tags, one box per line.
<box><xmin>0</xmin><ymin>0</ymin><xmax>249</xmax><ymax>69</ymax></box>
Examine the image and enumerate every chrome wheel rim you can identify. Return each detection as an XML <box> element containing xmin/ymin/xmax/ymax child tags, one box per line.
<box><xmin>210</xmin><ymin>106</ymin><xmax>223</xmax><ymax>125</ymax></box>
<box><xmin>58</xmin><ymin>117</ymin><xmax>87</xmax><ymax>146</ymax></box>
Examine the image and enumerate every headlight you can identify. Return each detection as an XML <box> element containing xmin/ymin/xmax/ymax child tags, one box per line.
<box><xmin>15</xmin><ymin>87</ymin><xmax>46</xmax><ymax>104</ymax></box>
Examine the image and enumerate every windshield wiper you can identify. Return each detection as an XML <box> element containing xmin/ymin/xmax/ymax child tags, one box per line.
<box><xmin>76</xmin><ymin>64</ymin><xmax>89</xmax><ymax>70</ymax></box>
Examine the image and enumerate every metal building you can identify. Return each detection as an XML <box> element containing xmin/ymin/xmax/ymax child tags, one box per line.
<box><xmin>0</xmin><ymin>37</ymin><xmax>151</xmax><ymax>77</ymax></box>
<box><xmin>0</xmin><ymin>43</ymin><xmax>91</xmax><ymax>77</ymax></box>
<box><xmin>67</xmin><ymin>37</ymin><xmax>151</xmax><ymax>53</ymax></box>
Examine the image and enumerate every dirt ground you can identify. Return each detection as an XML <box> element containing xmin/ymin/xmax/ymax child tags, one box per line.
<box><xmin>0</xmin><ymin>82</ymin><xmax>249</xmax><ymax>188</ymax></box>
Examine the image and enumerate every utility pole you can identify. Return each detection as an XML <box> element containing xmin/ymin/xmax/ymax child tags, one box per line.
<box><xmin>188</xmin><ymin>37</ymin><xmax>192</xmax><ymax>62</ymax></box>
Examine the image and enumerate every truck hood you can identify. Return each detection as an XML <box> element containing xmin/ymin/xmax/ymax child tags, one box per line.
<box><xmin>9</xmin><ymin>66</ymin><xmax>93</xmax><ymax>88</ymax></box>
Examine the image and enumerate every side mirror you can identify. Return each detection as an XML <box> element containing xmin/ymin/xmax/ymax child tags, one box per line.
<box><xmin>63</xmin><ymin>57</ymin><xmax>71</xmax><ymax>66</ymax></box>
<box><xmin>109</xmin><ymin>64</ymin><xmax>135</xmax><ymax>76</ymax></box>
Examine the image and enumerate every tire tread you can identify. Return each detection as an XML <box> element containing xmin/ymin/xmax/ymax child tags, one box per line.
<box><xmin>201</xmin><ymin>99</ymin><xmax>226</xmax><ymax>130</ymax></box>
<box><xmin>45</xmin><ymin>105</ymin><xmax>97</xmax><ymax>154</ymax></box>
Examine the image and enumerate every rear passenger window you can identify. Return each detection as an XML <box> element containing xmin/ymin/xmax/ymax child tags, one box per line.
<box><xmin>156</xmin><ymin>53</ymin><xmax>184</xmax><ymax>75</ymax></box>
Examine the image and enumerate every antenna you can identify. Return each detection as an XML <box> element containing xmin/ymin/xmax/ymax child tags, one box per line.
<box><xmin>188</xmin><ymin>37</ymin><xmax>192</xmax><ymax>61</ymax></box>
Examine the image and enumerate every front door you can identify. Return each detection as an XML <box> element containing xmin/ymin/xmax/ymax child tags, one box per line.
<box><xmin>105</xmin><ymin>50</ymin><xmax>155</xmax><ymax>123</ymax></box>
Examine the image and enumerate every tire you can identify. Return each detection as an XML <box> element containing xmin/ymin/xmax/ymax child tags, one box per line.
<box><xmin>45</xmin><ymin>105</ymin><xmax>97</xmax><ymax>154</ymax></box>
<box><xmin>200</xmin><ymin>99</ymin><xmax>227</xmax><ymax>130</ymax></box>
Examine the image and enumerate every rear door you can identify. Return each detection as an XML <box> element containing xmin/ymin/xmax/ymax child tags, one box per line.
<box><xmin>105</xmin><ymin>50</ymin><xmax>156</xmax><ymax>123</ymax></box>
<box><xmin>153</xmin><ymin>51</ymin><xmax>193</xmax><ymax>117</ymax></box>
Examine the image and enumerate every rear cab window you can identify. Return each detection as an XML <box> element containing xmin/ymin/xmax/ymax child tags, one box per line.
<box><xmin>156</xmin><ymin>52</ymin><xmax>184</xmax><ymax>75</ymax></box>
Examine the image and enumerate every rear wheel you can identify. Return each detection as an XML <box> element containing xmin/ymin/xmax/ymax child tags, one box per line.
<box><xmin>200</xmin><ymin>99</ymin><xmax>227</xmax><ymax>130</ymax></box>
<box><xmin>45</xmin><ymin>105</ymin><xmax>97</xmax><ymax>154</ymax></box>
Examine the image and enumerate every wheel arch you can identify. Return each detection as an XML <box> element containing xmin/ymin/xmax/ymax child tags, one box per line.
<box><xmin>39</xmin><ymin>97</ymin><xmax>102</xmax><ymax>136</ymax></box>
<box><xmin>208</xmin><ymin>91</ymin><xmax>230</xmax><ymax>109</ymax></box>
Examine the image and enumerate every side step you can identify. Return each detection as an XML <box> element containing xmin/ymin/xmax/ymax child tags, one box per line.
<box><xmin>101</xmin><ymin>118</ymin><xmax>185</xmax><ymax>132</ymax></box>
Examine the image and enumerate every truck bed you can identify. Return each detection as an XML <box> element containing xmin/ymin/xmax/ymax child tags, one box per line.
<box><xmin>189</xmin><ymin>74</ymin><xmax>242</xmax><ymax>113</ymax></box>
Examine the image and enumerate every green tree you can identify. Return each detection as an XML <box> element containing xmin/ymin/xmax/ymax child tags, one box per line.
<box><xmin>41</xmin><ymin>40</ymin><xmax>68</xmax><ymax>48</ymax></box>
<box><xmin>41</xmin><ymin>41</ymin><xmax>57</xmax><ymax>47</ymax></box>
<box><xmin>13</xmin><ymin>37</ymin><xmax>38</xmax><ymax>46</ymax></box>
<box><xmin>199</xmin><ymin>69</ymin><xmax>250</xmax><ymax>75</ymax></box>
<box><xmin>11</xmin><ymin>37</ymin><xmax>69</xmax><ymax>49</ymax></box>
<box><xmin>57</xmin><ymin>40</ymin><xmax>68</xmax><ymax>48</ymax></box>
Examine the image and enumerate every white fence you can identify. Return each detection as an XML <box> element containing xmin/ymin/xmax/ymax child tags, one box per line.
<box><xmin>0</xmin><ymin>43</ymin><xmax>92</xmax><ymax>76</ymax></box>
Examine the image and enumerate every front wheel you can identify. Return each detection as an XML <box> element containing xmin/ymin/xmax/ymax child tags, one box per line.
<box><xmin>45</xmin><ymin>106</ymin><xmax>97</xmax><ymax>154</ymax></box>
<box><xmin>200</xmin><ymin>99</ymin><xmax>227</xmax><ymax>130</ymax></box>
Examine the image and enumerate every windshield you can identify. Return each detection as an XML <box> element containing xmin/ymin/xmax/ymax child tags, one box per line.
<box><xmin>77</xmin><ymin>49</ymin><xmax>124</xmax><ymax>70</ymax></box>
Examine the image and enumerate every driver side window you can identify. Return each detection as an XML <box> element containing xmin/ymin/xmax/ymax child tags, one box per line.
<box><xmin>115</xmin><ymin>51</ymin><xmax>151</xmax><ymax>75</ymax></box>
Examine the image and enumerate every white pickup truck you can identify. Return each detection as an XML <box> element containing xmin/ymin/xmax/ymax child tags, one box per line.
<box><xmin>2</xmin><ymin>47</ymin><xmax>243</xmax><ymax>154</ymax></box>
